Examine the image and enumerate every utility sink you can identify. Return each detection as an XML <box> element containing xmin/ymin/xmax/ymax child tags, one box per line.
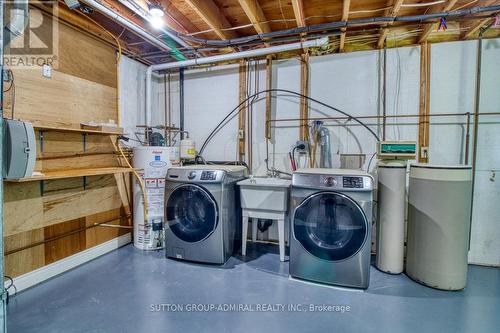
<box><xmin>237</xmin><ymin>177</ymin><xmax>291</xmax><ymax>213</ymax></box>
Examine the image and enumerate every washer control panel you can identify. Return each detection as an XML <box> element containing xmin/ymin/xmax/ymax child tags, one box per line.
<box><xmin>342</xmin><ymin>176</ymin><xmax>364</xmax><ymax>189</ymax></box>
<box><xmin>200</xmin><ymin>171</ymin><xmax>217</xmax><ymax>180</ymax></box>
<box><xmin>167</xmin><ymin>169</ymin><xmax>225</xmax><ymax>183</ymax></box>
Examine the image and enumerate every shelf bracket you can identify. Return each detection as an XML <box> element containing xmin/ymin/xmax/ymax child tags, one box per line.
<box><xmin>82</xmin><ymin>133</ymin><xmax>87</xmax><ymax>152</ymax></box>
<box><xmin>39</xmin><ymin>130</ymin><xmax>44</xmax><ymax>153</ymax></box>
<box><xmin>83</xmin><ymin>176</ymin><xmax>87</xmax><ymax>190</ymax></box>
<box><xmin>39</xmin><ymin>180</ymin><xmax>44</xmax><ymax>196</ymax></box>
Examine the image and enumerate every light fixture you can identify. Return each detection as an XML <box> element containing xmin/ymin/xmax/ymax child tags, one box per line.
<box><xmin>149</xmin><ymin>5</ymin><xmax>164</xmax><ymax>18</ymax></box>
<box><xmin>148</xmin><ymin>4</ymin><xmax>164</xmax><ymax>29</ymax></box>
<box><xmin>64</xmin><ymin>0</ymin><xmax>81</xmax><ymax>10</ymax></box>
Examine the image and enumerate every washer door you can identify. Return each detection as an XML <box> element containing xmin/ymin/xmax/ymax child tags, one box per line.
<box><xmin>166</xmin><ymin>184</ymin><xmax>218</xmax><ymax>243</ymax></box>
<box><xmin>293</xmin><ymin>192</ymin><xmax>368</xmax><ymax>261</ymax></box>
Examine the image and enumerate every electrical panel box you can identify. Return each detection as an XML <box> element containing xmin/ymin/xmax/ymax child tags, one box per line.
<box><xmin>377</xmin><ymin>141</ymin><xmax>417</xmax><ymax>160</ymax></box>
<box><xmin>3</xmin><ymin>119</ymin><xmax>36</xmax><ymax>179</ymax></box>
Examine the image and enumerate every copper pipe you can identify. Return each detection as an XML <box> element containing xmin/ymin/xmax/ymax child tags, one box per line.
<box><xmin>5</xmin><ymin>214</ymin><xmax>132</xmax><ymax>256</ymax></box>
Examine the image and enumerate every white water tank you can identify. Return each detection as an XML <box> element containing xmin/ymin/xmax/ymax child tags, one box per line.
<box><xmin>132</xmin><ymin>146</ymin><xmax>179</xmax><ymax>250</ymax></box>
<box><xmin>406</xmin><ymin>164</ymin><xmax>472</xmax><ymax>290</ymax></box>
<box><xmin>376</xmin><ymin>160</ymin><xmax>407</xmax><ymax>274</ymax></box>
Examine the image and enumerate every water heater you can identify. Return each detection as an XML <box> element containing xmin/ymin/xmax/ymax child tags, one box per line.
<box><xmin>132</xmin><ymin>146</ymin><xmax>179</xmax><ymax>250</ymax></box>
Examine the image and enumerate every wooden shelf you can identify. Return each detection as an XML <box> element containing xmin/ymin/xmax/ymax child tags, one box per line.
<box><xmin>6</xmin><ymin>167</ymin><xmax>134</xmax><ymax>183</ymax></box>
<box><xmin>34</xmin><ymin>125</ymin><xmax>123</xmax><ymax>135</ymax></box>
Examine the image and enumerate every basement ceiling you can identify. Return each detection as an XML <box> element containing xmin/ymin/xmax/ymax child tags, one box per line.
<box><xmin>54</xmin><ymin>0</ymin><xmax>500</xmax><ymax>64</ymax></box>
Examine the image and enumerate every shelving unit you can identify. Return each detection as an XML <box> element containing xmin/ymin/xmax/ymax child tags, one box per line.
<box><xmin>5</xmin><ymin>167</ymin><xmax>134</xmax><ymax>183</ymax></box>
<box><xmin>34</xmin><ymin>124</ymin><xmax>123</xmax><ymax>135</ymax></box>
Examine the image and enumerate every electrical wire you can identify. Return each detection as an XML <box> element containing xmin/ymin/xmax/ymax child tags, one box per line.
<box><xmin>366</xmin><ymin>152</ymin><xmax>377</xmax><ymax>172</ymax></box>
<box><xmin>197</xmin><ymin>89</ymin><xmax>380</xmax><ymax>160</ymax></box>
<box><xmin>401</xmin><ymin>1</ymin><xmax>445</xmax><ymax>7</ymax></box>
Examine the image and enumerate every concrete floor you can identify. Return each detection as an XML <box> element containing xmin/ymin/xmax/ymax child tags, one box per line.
<box><xmin>7</xmin><ymin>243</ymin><xmax>500</xmax><ymax>333</ymax></box>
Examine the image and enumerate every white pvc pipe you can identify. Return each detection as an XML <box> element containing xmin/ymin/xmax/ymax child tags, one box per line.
<box><xmin>81</xmin><ymin>0</ymin><xmax>173</xmax><ymax>52</ymax></box>
<box><xmin>145</xmin><ymin>37</ymin><xmax>328</xmax><ymax>126</ymax></box>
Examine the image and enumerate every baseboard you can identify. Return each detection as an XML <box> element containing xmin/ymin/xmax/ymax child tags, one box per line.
<box><xmin>5</xmin><ymin>233</ymin><xmax>131</xmax><ymax>295</ymax></box>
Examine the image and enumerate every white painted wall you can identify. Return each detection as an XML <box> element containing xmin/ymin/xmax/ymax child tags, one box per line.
<box><xmin>119</xmin><ymin>56</ymin><xmax>180</xmax><ymax>146</ymax></box>
<box><xmin>120</xmin><ymin>39</ymin><xmax>500</xmax><ymax>266</ymax></box>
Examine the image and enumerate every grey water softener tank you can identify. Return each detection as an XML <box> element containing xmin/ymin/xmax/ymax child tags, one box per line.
<box><xmin>406</xmin><ymin>164</ymin><xmax>473</xmax><ymax>290</ymax></box>
<box><xmin>376</xmin><ymin>160</ymin><xmax>407</xmax><ymax>274</ymax></box>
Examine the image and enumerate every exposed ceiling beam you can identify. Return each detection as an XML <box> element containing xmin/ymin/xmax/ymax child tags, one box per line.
<box><xmin>291</xmin><ymin>0</ymin><xmax>305</xmax><ymax>28</ymax></box>
<box><xmin>462</xmin><ymin>17</ymin><xmax>495</xmax><ymax>40</ymax></box>
<box><xmin>339</xmin><ymin>0</ymin><xmax>350</xmax><ymax>52</ymax></box>
<box><xmin>184</xmin><ymin>0</ymin><xmax>238</xmax><ymax>40</ymax></box>
<box><xmin>377</xmin><ymin>0</ymin><xmax>405</xmax><ymax>48</ymax></box>
<box><xmin>419</xmin><ymin>0</ymin><xmax>459</xmax><ymax>43</ymax></box>
<box><xmin>161</xmin><ymin>0</ymin><xmax>202</xmax><ymax>35</ymax></box>
<box><xmin>237</xmin><ymin>0</ymin><xmax>271</xmax><ymax>34</ymax></box>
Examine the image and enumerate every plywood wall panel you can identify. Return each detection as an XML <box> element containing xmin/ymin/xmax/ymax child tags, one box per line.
<box><xmin>4</xmin><ymin>182</ymin><xmax>44</xmax><ymax>237</ymax></box>
<box><xmin>3</xmin><ymin>10</ymin><xmax>128</xmax><ymax>279</ymax></box>
<box><xmin>56</xmin><ymin>19</ymin><xmax>117</xmax><ymax>88</ymax></box>
<box><xmin>42</xmin><ymin>175</ymin><xmax>124</xmax><ymax>227</ymax></box>
<box><xmin>4</xmin><ymin>230</ymin><xmax>45</xmax><ymax>277</ymax></box>
<box><xmin>44</xmin><ymin>218</ymin><xmax>86</xmax><ymax>265</ymax></box>
<box><xmin>4</xmin><ymin>175</ymin><xmax>125</xmax><ymax>237</ymax></box>
<box><xmin>85</xmin><ymin>208</ymin><xmax>130</xmax><ymax>249</ymax></box>
<box><xmin>7</xmin><ymin>69</ymin><xmax>116</xmax><ymax>128</ymax></box>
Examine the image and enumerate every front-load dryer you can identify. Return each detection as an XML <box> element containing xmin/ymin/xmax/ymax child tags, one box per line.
<box><xmin>289</xmin><ymin>168</ymin><xmax>374</xmax><ymax>289</ymax></box>
<box><xmin>164</xmin><ymin>165</ymin><xmax>247</xmax><ymax>264</ymax></box>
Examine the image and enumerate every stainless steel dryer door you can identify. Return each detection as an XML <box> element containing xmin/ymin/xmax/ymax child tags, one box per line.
<box><xmin>166</xmin><ymin>184</ymin><xmax>219</xmax><ymax>243</ymax></box>
<box><xmin>293</xmin><ymin>192</ymin><xmax>368</xmax><ymax>261</ymax></box>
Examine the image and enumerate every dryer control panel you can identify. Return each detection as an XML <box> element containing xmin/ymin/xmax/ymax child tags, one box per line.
<box><xmin>167</xmin><ymin>169</ymin><xmax>225</xmax><ymax>183</ymax></box>
<box><xmin>292</xmin><ymin>172</ymin><xmax>373</xmax><ymax>191</ymax></box>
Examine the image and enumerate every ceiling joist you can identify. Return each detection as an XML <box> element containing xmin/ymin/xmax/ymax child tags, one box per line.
<box><xmin>339</xmin><ymin>0</ymin><xmax>351</xmax><ymax>52</ymax></box>
<box><xmin>462</xmin><ymin>17</ymin><xmax>495</xmax><ymax>40</ymax></box>
<box><xmin>184</xmin><ymin>0</ymin><xmax>238</xmax><ymax>40</ymax></box>
<box><xmin>419</xmin><ymin>0</ymin><xmax>459</xmax><ymax>43</ymax></box>
<box><xmin>237</xmin><ymin>0</ymin><xmax>271</xmax><ymax>34</ymax></box>
<box><xmin>291</xmin><ymin>0</ymin><xmax>306</xmax><ymax>28</ymax></box>
<box><xmin>377</xmin><ymin>0</ymin><xmax>405</xmax><ymax>48</ymax></box>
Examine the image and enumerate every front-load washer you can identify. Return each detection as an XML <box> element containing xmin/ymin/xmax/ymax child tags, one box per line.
<box><xmin>289</xmin><ymin>168</ymin><xmax>374</xmax><ymax>289</ymax></box>
<box><xmin>164</xmin><ymin>165</ymin><xmax>248</xmax><ymax>264</ymax></box>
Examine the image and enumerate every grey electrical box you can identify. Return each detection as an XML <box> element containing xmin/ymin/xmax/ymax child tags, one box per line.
<box><xmin>3</xmin><ymin>119</ymin><xmax>36</xmax><ymax>179</ymax></box>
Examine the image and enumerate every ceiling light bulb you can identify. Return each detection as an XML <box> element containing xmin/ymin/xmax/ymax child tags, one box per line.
<box><xmin>149</xmin><ymin>6</ymin><xmax>164</xmax><ymax>18</ymax></box>
<box><xmin>150</xmin><ymin>15</ymin><xmax>164</xmax><ymax>29</ymax></box>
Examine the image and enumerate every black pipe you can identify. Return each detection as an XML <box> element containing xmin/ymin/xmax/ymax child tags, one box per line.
<box><xmin>178</xmin><ymin>5</ymin><xmax>500</xmax><ymax>46</ymax></box>
<box><xmin>468</xmin><ymin>22</ymin><xmax>492</xmax><ymax>250</ymax></box>
<box><xmin>382</xmin><ymin>43</ymin><xmax>387</xmax><ymax>141</ymax></box>
<box><xmin>179</xmin><ymin>68</ymin><xmax>185</xmax><ymax>140</ymax></box>
<box><xmin>197</xmin><ymin>89</ymin><xmax>380</xmax><ymax>159</ymax></box>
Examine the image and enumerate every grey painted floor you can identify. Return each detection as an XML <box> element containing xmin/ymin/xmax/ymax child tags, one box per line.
<box><xmin>7</xmin><ymin>243</ymin><xmax>500</xmax><ymax>333</ymax></box>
